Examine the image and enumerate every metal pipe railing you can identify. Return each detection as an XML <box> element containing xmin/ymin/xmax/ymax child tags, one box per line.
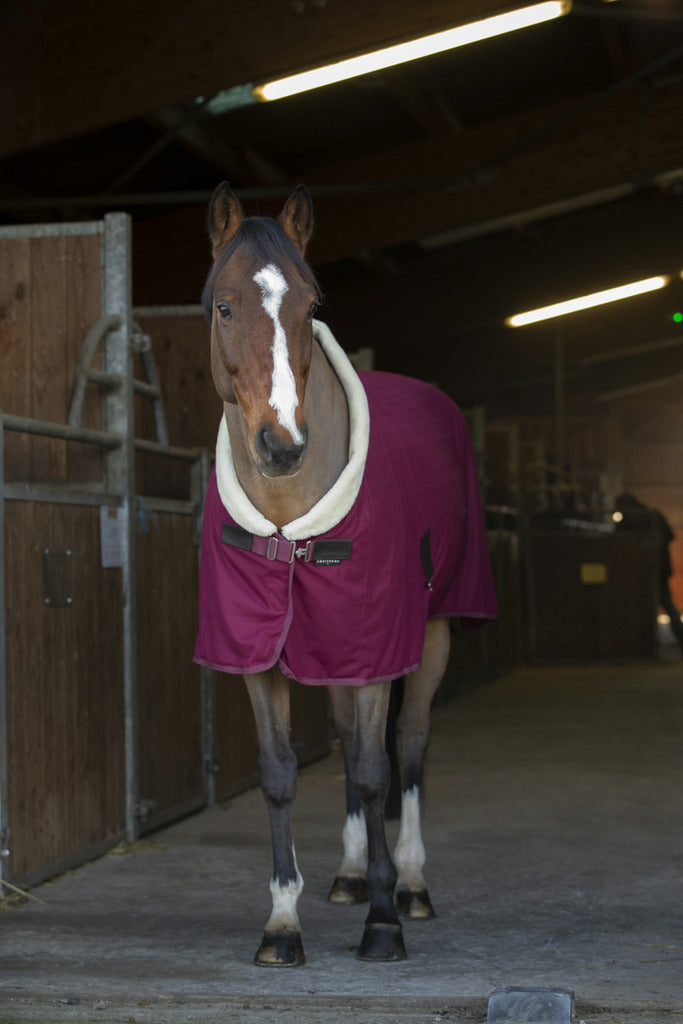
<box><xmin>134</xmin><ymin>437</ymin><xmax>202</xmax><ymax>462</ymax></box>
<box><xmin>2</xmin><ymin>413</ymin><xmax>123</xmax><ymax>450</ymax></box>
<box><xmin>2</xmin><ymin>414</ymin><xmax>202</xmax><ymax>463</ymax></box>
<box><xmin>68</xmin><ymin>314</ymin><xmax>122</xmax><ymax>428</ymax></box>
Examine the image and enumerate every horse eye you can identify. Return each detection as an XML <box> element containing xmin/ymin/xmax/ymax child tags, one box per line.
<box><xmin>306</xmin><ymin>301</ymin><xmax>319</xmax><ymax>322</ymax></box>
<box><xmin>216</xmin><ymin>302</ymin><xmax>233</xmax><ymax>321</ymax></box>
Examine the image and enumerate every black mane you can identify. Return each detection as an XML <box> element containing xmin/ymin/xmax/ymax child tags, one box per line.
<box><xmin>202</xmin><ymin>216</ymin><xmax>321</xmax><ymax>321</ymax></box>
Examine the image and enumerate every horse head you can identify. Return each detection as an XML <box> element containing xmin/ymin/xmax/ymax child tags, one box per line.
<box><xmin>204</xmin><ymin>182</ymin><xmax>320</xmax><ymax>478</ymax></box>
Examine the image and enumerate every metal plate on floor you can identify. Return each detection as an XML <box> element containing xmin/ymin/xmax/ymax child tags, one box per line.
<box><xmin>487</xmin><ymin>987</ymin><xmax>574</xmax><ymax>1023</ymax></box>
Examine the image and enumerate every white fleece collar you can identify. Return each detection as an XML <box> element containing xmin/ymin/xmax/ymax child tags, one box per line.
<box><xmin>214</xmin><ymin>320</ymin><xmax>370</xmax><ymax>541</ymax></box>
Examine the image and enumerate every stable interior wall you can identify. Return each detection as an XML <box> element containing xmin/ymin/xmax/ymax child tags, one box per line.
<box><xmin>488</xmin><ymin>386</ymin><xmax>683</xmax><ymax>613</ymax></box>
<box><xmin>486</xmin><ymin>380</ymin><xmax>683</xmax><ymax>661</ymax></box>
<box><xmin>617</xmin><ymin>390</ymin><xmax>683</xmax><ymax>610</ymax></box>
<box><xmin>1</xmin><ymin>228</ymin><xmax>127</xmax><ymax>882</ymax></box>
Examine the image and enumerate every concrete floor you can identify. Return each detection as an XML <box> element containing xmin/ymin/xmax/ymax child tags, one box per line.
<box><xmin>1</xmin><ymin>661</ymin><xmax>683</xmax><ymax>1024</ymax></box>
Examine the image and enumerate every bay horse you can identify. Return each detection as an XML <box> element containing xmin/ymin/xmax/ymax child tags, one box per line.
<box><xmin>194</xmin><ymin>183</ymin><xmax>496</xmax><ymax>965</ymax></box>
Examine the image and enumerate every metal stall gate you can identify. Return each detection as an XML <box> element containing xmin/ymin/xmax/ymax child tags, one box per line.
<box><xmin>0</xmin><ymin>217</ymin><xmax>209</xmax><ymax>885</ymax></box>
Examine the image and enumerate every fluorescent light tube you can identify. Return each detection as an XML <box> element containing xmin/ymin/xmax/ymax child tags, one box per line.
<box><xmin>253</xmin><ymin>1</ymin><xmax>572</xmax><ymax>102</ymax></box>
<box><xmin>506</xmin><ymin>275</ymin><xmax>670</xmax><ymax>327</ymax></box>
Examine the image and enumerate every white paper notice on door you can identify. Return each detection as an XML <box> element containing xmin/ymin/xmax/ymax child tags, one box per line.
<box><xmin>100</xmin><ymin>506</ymin><xmax>124</xmax><ymax>568</ymax></box>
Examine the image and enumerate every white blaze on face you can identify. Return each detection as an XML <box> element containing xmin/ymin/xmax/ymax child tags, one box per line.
<box><xmin>253</xmin><ymin>263</ymin><xmax>304</xmax><ymax>445</ymax></box>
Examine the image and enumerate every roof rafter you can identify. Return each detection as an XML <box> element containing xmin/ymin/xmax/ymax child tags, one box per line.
<box><xmin>130</xmin><ymin>78</ymin><xmax>683</xmax><ymax>300</ymax></box>
<box><xmin>0</xmin><ymin>0</ymin><xmax>523</xmax><ymax>158</ymax></box>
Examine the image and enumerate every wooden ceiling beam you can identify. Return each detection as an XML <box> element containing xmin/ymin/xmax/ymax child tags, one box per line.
<box><xmin>130</xmin><ymin>79</ymin><xmax>683</xmax><ymax>301</ymax></box>
<box><xmin>304</xmin><ymin>80</ymin><xmax>683</xmax><ymax>262</ymax></box>
<box><xmin>131</xmin><ymin>80</ymin><xmax>683</xmax><ymax>303</ymax></box>
<box><xmin>384</xmin><ymin>66</ymin><xmax>463</xmax><ymax>136</ymax></box>
<box><xmin>144</xmin><ymin>107</ymin><xmax>288</xmax><ymax>185</ymax></box>
<box><xmin>0</xmin><ymin>0</ymin><xmax>521</xmax><ymax>158</ymax></box>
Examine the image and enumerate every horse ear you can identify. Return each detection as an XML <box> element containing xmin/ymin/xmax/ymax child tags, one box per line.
<box><xmin>278</xmin><ymin>185</ymin><xmax>314</xmax><ymax>255</ymax></box>
<box><xmin>208</xmin><ymin>182</ymin><xmax>244</xmax><ymax>257</ymax></box>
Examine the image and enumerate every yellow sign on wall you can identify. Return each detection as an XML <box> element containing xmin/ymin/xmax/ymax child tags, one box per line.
<box><xmin>581</xmin><ymin>562</ymin><xmax>608</xmax><ymax>585</ymax></box>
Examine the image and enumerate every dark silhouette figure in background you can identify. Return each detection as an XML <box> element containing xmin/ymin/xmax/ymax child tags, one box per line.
<box><xmin>615</xmin><ymin>492</ymin><xmax>683</xmax><ymax>655</ymax></box>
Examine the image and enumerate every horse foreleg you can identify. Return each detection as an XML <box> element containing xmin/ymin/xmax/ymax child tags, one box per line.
<box><xmin>244</xmin><ymin>668</ymin><xmax>304</xmax><ymax>967</ymax></box>
<box><xmin>327</xmin><ymin>686</ymin><xmax>369</xmax><ymax>905</ymax></box>
<box><xmin>394</xmin><ymin>618</ymin><xmax>450</xmax><ymax>920</ymax></box>
<box><xmin>347</xmin><ymin>683</ymin><xmax>406</xmax><ymax>961</ymax></box>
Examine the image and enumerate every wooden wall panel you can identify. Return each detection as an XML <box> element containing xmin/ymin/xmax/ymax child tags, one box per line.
<box><xmin>137</xmin><ymin>317</ymin><xmax>217</xmax><ymax>448</ymax></box>
<box><xmin>525</xmin><ymin>531</ymin><xmax>657</xmax><ymax>662</ymax></box>
<box><xmin>136</xmin><ymin>512</ymin><xmax>204</xmax><ymax>822</ymax></box>
<box><xmin>621</xmin><ymin>403</ymin><xmax>683</xmax><ymax>615</ymax></box>
<box><xmin>1</xmin><ymin>237</ymin><xmax>32</xmax><ymax>475</ymax></box>
<box><xmin>135</xmin><ymin>314</ymin><xmax>219</xmax><ymax>499</ymax></box>
<box><xmin>0</xmin><ymin>233</ymin><xmax>102</xmax><ymax>484</ymax></box>
<box><xmin>29</xmin><ymin>237</ymin><xmax>68</xmax><ymax>481</ymax></box>
<box><xmin>64</xmin><ymin>233</ymin><xmax>103</xmax><ymax>484</ymax></box>
<box><xmin>5</xmin><ymin>502</ymin><xmax>125</xmax><ymax>882</ymax></box>
<box><xmin>214</xmin><ymin>675</ymin><xmax>259</xmax><ymax>799</ymax></box>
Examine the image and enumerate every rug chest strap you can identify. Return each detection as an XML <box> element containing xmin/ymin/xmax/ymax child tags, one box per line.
<box><xmin>221</xmin><ymin>522</ymin><xmax>352</xmax><ymax>565</ymax></box>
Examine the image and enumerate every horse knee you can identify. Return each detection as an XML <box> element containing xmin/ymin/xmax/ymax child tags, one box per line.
<box><xmin>349</xmin><ymin>749</ymin><xmax>391</xmax><ymax>809</ymax></box>
<box><xmin>258</xmin><ymin>742</ymin><xmax>297</xmax><ymax>808</ymax></box>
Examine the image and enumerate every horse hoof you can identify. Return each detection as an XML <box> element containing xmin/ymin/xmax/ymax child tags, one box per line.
<box><xmin>396</xmin><ymin>887</ymin><xmax>436</xmax><ymax>920</ymax></box>
<box><xmin>254</xmin><ymin>929</ymin><xmax>305</xmax><ymax>967</ymax></box>
<box><xmin>357</xmin><ymin>921</ymin><xmax>407</xmax><ymax>961</ymax></box>
<box><xmin>328</xmin><ymin>875</ymin><xmax>369</xmax><ymax>905</ymax></box>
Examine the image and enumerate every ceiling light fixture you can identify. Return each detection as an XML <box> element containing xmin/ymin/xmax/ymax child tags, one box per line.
<box><xmin>252</xmin><ymin>1</ymin><xmax>572</xmax><ymax>103</ymax></box>
<box><xmin>506</xmin><ymin>275</ymin><xmax>670</xmax><ymax>327</ymax></box>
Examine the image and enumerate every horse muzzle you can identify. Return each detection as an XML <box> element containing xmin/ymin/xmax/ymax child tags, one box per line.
<box><xmin>254</xmin><ymin>423</ymin><xmax>308</xmax><ymax>477</ymax></box>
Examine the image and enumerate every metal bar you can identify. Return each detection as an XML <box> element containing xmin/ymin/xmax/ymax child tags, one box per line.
<box><xmin>87</xmin><ymin>369</ymin><xmax>122</xmax><ymax>390</ymax></box>
<box><xmin>138</xmin><ymin>349</ymin><xmax>169</xmax><ymax>446</ymax></box>
<box><xmin>103</xmin><ymin>213</ymin><xmax>138</xmax><ymax>844</ymax></box>
<box><xmin>105</xmin><ymin>97</ymin><xmax>210</xmax><ymax>196</ymax></box>
<box><xmin>2</xmin><ymin>413</ymin><xmax>123</xmax><ymax>450</ymax></box>
<box><xmin>132</xmin><ymin>378</ymin><xmax>161</xmax><ymax>400</ymax></box>
<box><xmin>68</xmin><ymin>314</ymin><xmax>121</xmax><ymax>427</ymax></box>
<box><xmin>0</xmin><ymin>412</ymin><xmax>9</xmax><ymax>883</ymax></box>
<box><xmin>2</xmin><ymin>414</ymin><xmax>200</xmax><ymax>472</ymax></box>
<box><xmin>3</xmin><ymin>482</ymin><xmax>122</xmax><ymax>507</ymax></box>
<box><xmin>88</xmin><ymin>370</ymin><xmax>162</xmax><ymax>402</ymax></box>
<box><xmin>554</xmin><ymin>332</ymin><xmax>565</xmax><ymax>468</ymax></box>
<box><xmin>134</xmin><ymin>437</ymin><xmax>202</xmax><ymax>461</ymax></box>
<box><xmin>136</xmin><ymin>496</ymin><xmax>196</xmax><ymax>516</ymax></box>
<box><xmin>0</xmin><ymin>222</ymin><xmax>103</xmax><ymax>239</ymax></box>
<box><xmin>133</xmin><ymin>304</ymin><xmax>205</xmax><ymax>318</ymax></box>
<box><xmin>597</xmin><ymin>371</ymin><xmax>683</xmax><ymax>401</ymax></box>
<box><xmin>521</xmin><ymin>525</ymin><xmax>537</xmax><ymax>660</ymax></box>
<box><xmin>193</xmin><ymin>450</ymin><xmax>216</xmax><ymax>805</ymax></box>
<box><xmin>421</xmin><ymin>181</ymin><xmax>635</xmax><ymax>249</ymax></box>
<box><xmin>581</xmin><ymin>333</ymin><xmax>683</xmax><ymax>367</ymax></box>
<box><xmin>475</xmin><ymin>40</ymin><xmax>683</xmax><ymax>178</ymax></box>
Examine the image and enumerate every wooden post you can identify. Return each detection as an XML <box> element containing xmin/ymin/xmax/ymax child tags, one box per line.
<box><xmin>554</xmin><ymin>331</ymin><xmax>565</xmax><ymax>472</ymax></box>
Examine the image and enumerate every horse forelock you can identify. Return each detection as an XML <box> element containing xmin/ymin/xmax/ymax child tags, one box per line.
<box><xmin>202</xmin><ymin>216</ymin><xmax>321</xmax><ymax>321</ymax></box>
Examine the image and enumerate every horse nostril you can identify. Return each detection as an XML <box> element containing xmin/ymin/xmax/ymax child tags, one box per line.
<box><xmin>255</xmin><ymin>425</ymin><xmax>274</xmax><ymax>463</ymax></box>
<box><xmin>256</xmin><ymin>424</ymin><xmax>307</xmax><ymax>472</ymax></box>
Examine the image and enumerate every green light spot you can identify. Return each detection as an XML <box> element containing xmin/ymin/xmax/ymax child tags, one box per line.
<box><xmin>674</xmin><ymin>312</ymin><xmax>683</xmax><ymax>323</ymax></box>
